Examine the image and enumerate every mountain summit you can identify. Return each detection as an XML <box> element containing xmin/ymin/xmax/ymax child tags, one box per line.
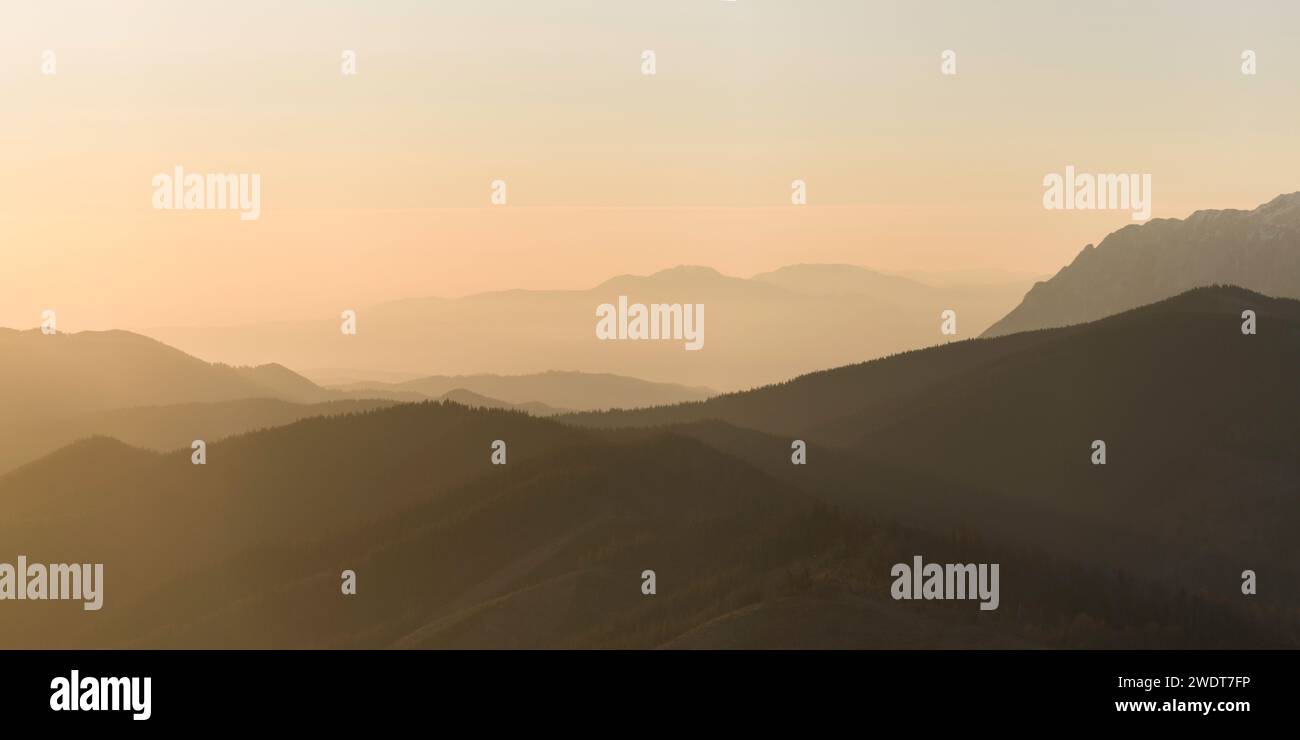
<box><xmin>983</xmin><ymin>192</ymin><xmax>1300</xmax><ymax>337</ymax></box>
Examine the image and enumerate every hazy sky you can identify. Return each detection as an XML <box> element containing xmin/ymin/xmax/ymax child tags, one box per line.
<box><xmin>2</xmin><ymin>0</ymin><xmax>1297</xmax><ymax>330</ymax></box>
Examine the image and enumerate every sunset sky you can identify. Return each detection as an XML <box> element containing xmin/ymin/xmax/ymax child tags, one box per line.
<box><xmin>2</xmin><ymin>0</ymin><xmax>1297</xmax><ymax>330</ymax></box>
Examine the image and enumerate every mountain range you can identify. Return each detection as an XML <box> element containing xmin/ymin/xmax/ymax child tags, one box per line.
<box><xmin>5</xmin><ymin>195</ymin><xmax>1299</xmax><ymax>648</ymax></box>
<box><xmin>0</xmin><ymin>330</ymin><xmax>709</xmax><ymax>474</ymax></box>
<box><xmin>2</xmin><ymin>286</ymin><xmax>1293</xmax><ymax>648</ymax></box>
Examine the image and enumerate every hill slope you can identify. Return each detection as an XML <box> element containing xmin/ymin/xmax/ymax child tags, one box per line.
<box><xmin>0</xmin><ymin>329</ymin><xmax>698</xmax><ymax>474</ymax></box>
<box><xmin>0</xmin><ymin>397</ymin><xmax>397</xmax><ymax>476</ymax></box>
<box><xmin>0</xmin><ymin>329</ymin><xmax>403</xmax><ymax>474</ymax></box>
<box><xmin>0</xmin><ymin>328</ymin><xmax>335</xmax><ymax>425</ymax></box>
<box><xmin>1</xmin><ymin>395</ymin><xmax>1282</xmax><ymax>648</ymax></box>
<box><xmin>567</xmin><ymin>287</ymin><xmax>1300</xmax><ymax>603</ymax></box>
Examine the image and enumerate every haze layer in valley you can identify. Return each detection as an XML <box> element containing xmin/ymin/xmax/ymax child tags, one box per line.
<box><xmin>142</xmin><ymin>265</ymin><xmax>1035</xmax><ymax>391</ymax></box>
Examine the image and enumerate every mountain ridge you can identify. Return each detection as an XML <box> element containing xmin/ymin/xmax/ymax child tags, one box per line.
<box><xmin>983</xmin><ymin>192</ymin><xmax>1300</xmax><ymax>337</ymax></box>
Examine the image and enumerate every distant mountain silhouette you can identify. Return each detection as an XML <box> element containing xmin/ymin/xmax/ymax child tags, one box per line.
<box><xmin>144</xmin><ymin>264</ymin><xmax>1033</xmax><ymax>391</ymax></box>
<box><xmin>336</xmin><ymin>370</ymin><xmax>713</xmax><ymax>412</ymax></box>
<box><xmin>984</xmin><ymin>192</ymin><xmax>1300</xmax><ymax>336</ymax></box>
<box><xmin>0</xmin><ymin>328</ymin><xmax>335</xmax><ymax>427</ymax></box>
<box><xmin>1</xmin><ymin>287</ymin><xmax>1292</xmax><ymax>648</ymax></box>
<box><xmin>231</xmin><ymin>363</ymin><xmax>339</xmax><ymax>403</ymax></box>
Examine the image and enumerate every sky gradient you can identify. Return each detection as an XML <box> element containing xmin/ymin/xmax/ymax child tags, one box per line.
<box><xmin>2</xmin><ymin>0</ymin><xmax>1297</xmax><ymax>330</ymax></box>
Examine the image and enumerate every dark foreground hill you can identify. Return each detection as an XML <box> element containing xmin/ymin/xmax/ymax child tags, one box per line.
<box><xmin>2</xmin><ymin>330</ymin><xmax>1293</xmax><ymax>648</ymax></box>
<box><xmin>566</xmin><ymin>287</ymin><xmax>1300</xmax><ymax>619</ymax></box>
